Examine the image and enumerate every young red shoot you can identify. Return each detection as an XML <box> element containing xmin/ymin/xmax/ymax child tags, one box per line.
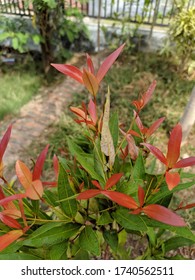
<box><xmin>51</xmin><ymin>44</ymin><xmax>125</xmax><ymax>97</ymax></box>
<box><xmin>142</xmin><ymin>124</ymin><xmax>195</xmax><ymax>190</ymax></box>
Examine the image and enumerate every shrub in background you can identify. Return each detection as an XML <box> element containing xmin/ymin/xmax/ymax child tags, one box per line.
<box><xmin>0</xmin><ymin>0</ymin><xmax>91</xmax><ymax>80</ymax></box>
<box><xmin>168</xmin><ymin>7</ymin><xmax>195</xmax><ymax>74</ymax></box>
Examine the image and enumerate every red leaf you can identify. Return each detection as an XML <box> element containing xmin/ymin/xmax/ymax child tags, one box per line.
<box><xmin>2</xmin><ymin>208</ymin><xmax>21</xmax><ymax>219</ymax></box>
<box><xmin>51</xmin><ymin>64</ymin><xmax>83</xmax><ymax>84</ymax></box>
<box><xmin>86</xmin><ymin>53</ymin><xmax>95</xmax><ymax>74</ymax></box>
<box><xmin>131</xmin><ymin>208</ymin><xmax>142</xmax><ymax>214</ymax></box>
<box><xmin>142</xmin><ymin>80</ymin><xmax>157</xmax><ymax>108</ymax></box>
<box><xmin>25</xmin><ymin>180</ymin><xmax>43</xmax><ymax>200</ymax></box>
<box><xmin>127</xmin><ymin>129</ymin><xmax>141</xmax><ymax>138</ymax></box>
<box><xmin>101</xmin><ymin>190</ymin><xmax>138</xmax><ymax>209</ymax></box>
<box><xmin>120</xmin><ymin>145</ymin><xmax>129</xmax><ymax>160</ymax></box>
<box><xmin>18</xmin><ymin>199</ymin><xmax>27</xmax><ymax>227</ymax></box>
<box><xmin>53</xmin><ymin>154</ymin><xmax>59</xmax><ymax>179</ymax></box>
<box><xmin>0</xmin><ymin>193</ymin><xmax>26</xmax><ymax>206</ymax></box>
<box><xmin>96</xmin><ymin>43</ymin><xmax>125</xmax><ymax>82</ymax></box>
<box><xmin>138</xmin><ymin>186</ymin><xmax>145</xmax><ymax>207</ymax></box>
<box><xmin>174</xmin><ymin>157</ymin><xmax>195</xmax><ymax>168</ymax></box>
<box><xmin>15</xmin><ymin>160</ymin><xmax>32</xmax><ymax>190</ymax></box>
<box><xmin>88</xmin><ymin>99</ymin><xmax>97</xmax><ymax>124</ymax></box>
<box><xmin>143</xmin><ymin>204</ymin><xmax>186</xmax><ymax>226</ymax></box>
<box><xmin>132</xmin><ymin>81</ymin><xmax>156</xmax><ymax>112</ymax></box>
<box><xmin>146</xmin><ymin>117</ymin><xmax>165</xmax><ymax>137</ymax></box>
<box><xmin>0</xmin><ymin>188</ymin><xmax>5</xmax><ymax>200</ymax></box>
<box><xmin>134</xmin><ymin>113</ymin><xmax>144</xmax><ymax>133</ymax></box>
<box><xmin>91</xmin><ymin>180</ymin><xmax>102</xmax><ymax>190</ymax></box>
<box><xmin>166</xmin><ymin>124</ymin><xmax>182</xmax><ymax>168</ymax></box>
<box><xmin>141</xmin><ymin>143</ymin><xmax>167</xmax><ymax>165</ymax></box>
<box><xmin>42</xmin><ymin>181</ymin><xmax>57</xmax><ymax>187</ymax></box>
<box><xmin>0</xmin><ymin>124</ymin><xmax>12</xmax><ymax>162</ymax></box>
<box><xmin>82</xmin><ymin>69</ymin><xmax>99</xmax><ymax>97</ymax></box>
<box><xmin>120</xmin><ymin>129</ymin><xmax>139</xmax><ymax>160</ymax></box>
<box><xmin>165</xmin><ymin>171</ymin><xmax>180</xmax><ymax>190</ymax></box>
<box><xmin>179</xmin><ymin>203</ymin><xmax>195</xmax><ymax>210</ymax></box>
<box><xmin>70</xmin><ymin>107</ymin><xmax>86</xmax><ymax>119</ymax></box>
<box><xmin>0</xmin><ymin>213</ymin><xmax>22</xmax><ymax>229</ymax></box>
<box><xmin>16</xmin><ymin>161</ymin><xmax>43</xmax><ymax>200</ymax></box>
<box><xmin>0</xmin><ymin>230</ymin><xmax>23</xmax><ymax>252</ymax></box>
<box><xmin>0</xmin><ymin>189</ymin><xmax>18</xmax><ymax>211</ymax></box>
<box><xmin>77</xmin><ymin>189</ymin><xmax>100</xmax><ymax>200</ymax></box>
<box><xmin>132</xmin><ymin>100</ymin><xmax>143</xmax><ymax>112</ymax></box>
<box><xmin>81</xmin><ymin>102</ymin><xmax>88</xmax><ymax>116</ymax></box>
<box><xmin>32</xmin><ymin>144</ymin><xmax>49</xmax><ymax>180</ymax></box>
<box><xmin>105</xmin><ymin>173</ymin><xmax>123</xmax><ymax>190</ymax></box>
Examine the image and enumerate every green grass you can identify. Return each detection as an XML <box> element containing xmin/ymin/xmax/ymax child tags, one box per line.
<box><xmin>0</xmin><ymin>63</ymin><xmax>42</xmax><ymax>120</ymax></box>
<box><xmin>104</xmin><ymin>51</ymin><xmax>194</xmax><ymax>129</ymax></box>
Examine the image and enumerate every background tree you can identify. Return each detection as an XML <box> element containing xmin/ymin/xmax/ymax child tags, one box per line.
<box><xmin>0</xmin><ymin>0</ymin><xmax>89</xmax><ymax>81</ymax></box>
<box><xmin>32</xmin><ymin>0</ymin><xmax>89</xmax><ymax>81</ymax></box>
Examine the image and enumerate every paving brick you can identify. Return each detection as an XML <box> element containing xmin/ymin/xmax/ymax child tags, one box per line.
<box><xmin>0</xmin><ymin>73</ymin><xmax>84</xmax><ymax>168</ymax></box>
<box><xmin>0</xmin><ymin>54</ymin><xmax>98</xmax><ymax>175</ymax></box>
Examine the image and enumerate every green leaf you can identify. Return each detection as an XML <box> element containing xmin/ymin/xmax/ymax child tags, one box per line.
<box><xmin>72</xmin><ymin>249</ymin><xmax>89</xmax><ymax>260</ymax></box>
<box><xmin>110</xmin><ymin>112</ymin><xmax>119</xmax><ymax>150</ymax></box>
<box><xmin>113</xmin><ymin>208</ymin><xmax>148</xmax><ymax>232</ymax></box>
<box><xmin>93</xmin><ymin>138</ymin><xmax>106</xmax><ymax>185</ymax></box>
<box><xmin>43</xmin><ymin>0</ymin><xmax>57</xmax><ymax>8</ymax></box>
<box><xmin>67</xmin><ymin>139</ymin><xmax>103</xmax><ymax>182</ymax></box>
<box><xmin>0</xmin><ymin>239</ymin><xmax>23</xmax><ymax>254</ymax></box>
<box><xmin>12</xmin><ymin>37</ymin><xmax>19</xmax><ymax>50</ymax></box>
<box><xmin>50</xmin><ymin>241</ymin><xmax>68</xmax><ymax>260</ymax></box>
<box><xmin>142</xmin><ymin>216</ymin><xmax>195</xmax><ymax>242</ymax></box>
<box><xmin>43</xmin><ymin>190</ymin><xmax>59</xmax><ymax>207</ymax></box>
<box><xmin>132</xmin><ymin>152</ymin><xmax>145</xmax><ymax>180</ymax></box>
<box><xmin>58</xmin><ymin>163</ymin><xmax>78</xmax><ymax>218</ymax></box>
<box><xmin>97</xmin><ymin>211</ymin><xmax>113</xmax><ymax>225</ymax></box>
<box><xmin>32</xmin><ymin>34</ymin><xmax>41</xmax><ymax>44</ymax></box>
<box><xmin>31</xmin><ymin>200</ymin><xmax>40</xmax><ymax>216</ymax></box>
<box><xmin>71</xmin><ymin>236</ymin><xmax>90</xmax><ymax>259</ymax></box>
<box><xmin>79</xmin><ymin>226</ymin><xmax>100</xmax><ymax>256</ymax></box>
<box><xmin>0</xmin><ymin>32</ymin><xmax>11</xmax><ymax>41</ymax></box>
<box><xmin>103</xmin><ymin>230</ymin><xmax>118</xmax><ymax>252</ymax></box>
<box><xmin>147</xmin><ymin>181</ymin><xmax>195</xmax><ymax>205</ymax></box>
<box><xmin>0</xmin><ymin>253</ymin><xmax>41</xmax><ymax>260</ymax></box>
<box><xmin>21</xmin><ymin>247</ymin><xmax>50</xmax><ymax>260</ymax></box>
<box><xmin>147</xmin><ymin>227</ymin><xmax>156</xmax><ymax>247</ymax></box>
<box><xmin>58</xmin><ymin>157</ymin><xmax>69</xmax><ymax>171</ymax></box>
<box><xmin>180</xmin><ymin>172</ymin><xmax>195</xmax><ymax>179</ymax></box>
<box><xmin>164</xmin><ymin>236</ymin><xmax>195</xmax><ymax>253</ymax></box>
<box><xmin>66</xmin><ymin>30</ymin><xmax>75</xmax><ymax>43</ymax></box>
<box><xmin>23</xmin><ymin>222</ymin><xmax>80</xmax><ymax>247</ymax></box>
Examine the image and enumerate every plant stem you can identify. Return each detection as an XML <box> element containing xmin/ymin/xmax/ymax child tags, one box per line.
<box><xmin>116</xmin><ymin>114</ymin><xmax>136</xmax><ymax>156</ymax></box>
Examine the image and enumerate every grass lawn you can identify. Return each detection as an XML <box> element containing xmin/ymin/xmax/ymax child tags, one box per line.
<box><xmin>0</xmin><ymin>60</ymin><xmax>42</xmax><ymax>120</ymax></box>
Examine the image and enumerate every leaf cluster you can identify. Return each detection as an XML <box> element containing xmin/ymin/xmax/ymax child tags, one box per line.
<box><xmin>0</xmin><ymin>44</ymin><xmax>195</xmax><ymax>260</ymax></box>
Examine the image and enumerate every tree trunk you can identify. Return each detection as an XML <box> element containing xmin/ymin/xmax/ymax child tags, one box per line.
<box><xmin>33</xmin><ymin>0</ymin><xmax>64</xmax><ymax>82</ymax></box>
<box><xmin>180</xmin><ymin>86</ymin><xmax>195</xmax><ymax>144</ymax></box>
<box><xmin>35</xmin><ymin>5</ymin><xmax>54</xmax><ymax>80</ymax></box>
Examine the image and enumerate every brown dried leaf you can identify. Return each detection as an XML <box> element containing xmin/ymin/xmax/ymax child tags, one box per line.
<box><xmin>100</xmin><ymin>87</ymin><xmax>115</xmax><ymax>169</ymax></box>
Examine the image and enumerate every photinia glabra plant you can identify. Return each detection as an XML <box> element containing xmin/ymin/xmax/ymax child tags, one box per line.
<box><xmin>0</xmin><ymin>44</ymin><xmax>195</xmax><ymax>260</ymax></box>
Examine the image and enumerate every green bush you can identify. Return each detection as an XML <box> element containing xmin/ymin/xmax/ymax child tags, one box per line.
<box><xmin>168</xmin><ymin>7</ymin><xmax>195</xmax><ymax>72</ymax></box>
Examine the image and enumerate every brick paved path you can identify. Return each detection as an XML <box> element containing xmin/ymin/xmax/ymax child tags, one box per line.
<box><xmin>0</xmin><ymin>55</ymin><xmax>85</xmax><ymax>169</ymax></box>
